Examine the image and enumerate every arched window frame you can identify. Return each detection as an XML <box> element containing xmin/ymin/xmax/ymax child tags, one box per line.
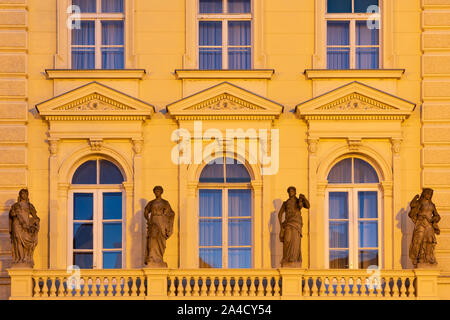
<box><xmin>324</xmin><ymin>156</ymin><xmax>383</xmax><ymax>270</ymax></box>
<box><xmin>67</xmin><ymin>156</ymin><xmax>127</xmax><ymax>270</ymax></box>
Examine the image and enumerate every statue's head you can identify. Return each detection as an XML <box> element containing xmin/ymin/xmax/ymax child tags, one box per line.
<box><xmin>153</xmin><ymin>186</ymin><xmax>163</xmax><ymax>197</ymax></box>
<box><xmin>18</xmin><ymin>188</ymin><xmax>28</xmax><ymax>201</ymax></box>
<box><xmin>287</xmin><ymin>186</ymin><xmax>296</xmax><ymax>197</ymax></box>
<box><xmin>422</xmin><ymin>188</ymin><xmax>433</xmax><ymax>200</ymax></box>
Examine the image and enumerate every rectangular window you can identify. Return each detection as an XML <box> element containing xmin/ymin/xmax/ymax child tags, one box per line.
<box><xmin>71</xmin><ymin>0</ymin><xmax>125</xmax><ymax>69</ymax></box>
<box><xmin>326</xmin><ymin>0</ymin><xmax>380</xmax><ymax>69</ymax></box>
<box><xmin>198</xmin><ymin>0</ymin><xmax>252</xmax><ymax>70</ymax></box>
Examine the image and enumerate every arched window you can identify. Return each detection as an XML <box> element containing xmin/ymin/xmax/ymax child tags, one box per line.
<box><xmin>326</xmin><ymin>157</ymin><xmax>381</xmax><ymax>269</ymax></box>
<box><xmin>198</xmin><ymin>157</ymin><xmax>252</xmax><ymax>268</ymax></box>
<box><xmin>70</xmin><ymin>158</ymin><xmax>125</xmax><ymax>269</ymax></box>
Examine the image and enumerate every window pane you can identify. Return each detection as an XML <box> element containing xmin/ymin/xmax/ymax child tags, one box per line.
<box><xmin>74</xmin><ymin>193</ymin><xmax>94</xmax><ymax>220</ymax></box>
<box><xmin>72</xmin><ymin>160</ymin><xmax>97</xmax><ymax>184</ymax></box>
<box><xmin>102</xmin><ymin>21</ymin><xmax>124</xmax><ymax>45</ymax></box>
<box><xmin>102</xmin><ymin>0</ymin><xmax>124</xmax><ymax>13</ymax></box>
<box><xmin>329</xmin><ymin>222</ymin><xmax>349</xmax><ymax>248</ymax></box>
<box><xmin>228</xmin><ymin>189</ymin><xmax>251</xmax><ymax>217</ymax></box>
<box><xmin>228</xmin><ymin>48</ymin><xmax>251</xmax><ymax>69</ymax></box>
<box><xmin>354</xmin><ymin>158</ymin><xmax>379</xmax><ymax>183</ymax></box>
<box><xmin>199</xmin><ymin>220</ymin><xmax>222</xmax><ymax>246</ymax></box>
<box><xmin>199</xmin><ymin>248</ymin><xmax>222</xmax><ymax>268</ymax></box>
<box><xmin>228</xmin><ymin>0</ymin><xmax>251</xmax><ymax>13</ymax></box>
<box><xmin>356</xmin><ymin>47</ymin><xmax>379</xmax><ymax>69</ymax></box>
<box><xmin>328</xmin><ymin>158</ymin><xmax>352</xmax><ymax>183</ymax></box>
<box><xmin>228</xmin><ymin>248</ymin><xmax>251</xmax><ymax>268</ymax></box>
<box><xmin>226</xmin><ymin>161</ymin><xmax>251</xmax><ymax>183</ymax></box>
<box><xmin>72</xmin><ymin>48</ymin><xmax>95</xmax><ymax>69</ymax></box>
<box><xmin>199</xmin><ymin>0</ymin><xmax>223</xmax><ymax>13</ymax></box>
<box><xmin>327</xmin><ymin>48</ymin><xmax>350</xmax><ymax>69</ymax></box>
<box><xmin>74</xmin><ymin>253</ymin><xmax>93</xmax><ymax>269</ymax></box>
<box><xmin>103</xmin><ymin>192</ymin><xmax>122</xmax><ymax>220</ymax></box>
<box><xmin>354</xmin><ymin>0</ymin><xmax>379</xmax><ymax>13</ymax></box>
<box><xmin>327</xmin><ymin>21</ymin><xmax>350</xmax><ymax>46</ymax></box>
<box><xmin>200</xmin><ymin>48</ymin><xmax>223</xmax><ymax>69</ymax></box>
<box><xmin>99</xmin><ymin>160</ymin><xmax>124</xmax><ymax>184</ymax></box>
<box><xmin>356</xmin><ymin>21</ymin><xmax>379</xmax><ymax>45</ymax></box>
<box><xmin>103</xmin><ymin>252</ymin><xmax>122</xmax><ymax>269</ymax></box>
<box><xmin>228</xmin><ymin>219</ymin><xmax>251</xmax><ymax>246</ymax></box>
<box><xmin>199</xmin><ymin>189</ymin><xmax>222</xmax><ymax>217</ymax></box>
<box><xmin>229</xmin><ymin>21</ymin><xmax>251</xmax><ymax>46</ymax></box>
<box><xmin>199</xmin><ymin>21</ymin><xmax>222</xmax><ymax>46</ymax></box>
<box><xmin>358</xmin><ymin>191</ymin><xmax>378</xmax><ymax>218</ymax></box>
<box><xmin>102</xmin><ymin>47</ymin><xmax>125</xmax><ymax>69</ymax></box>
<box><xmin>103</xmin><ymin>223</ymin><xmax>122</xmax><ymax>249</ymax></box>
<box><xmin>72</xmin><ymin>0</ymin><xmax>96</xmax><ymax>13</ymax></box>
<box><xmin>73</xmin><ymin>223</ymin><xmax>93</xmax><ymax>249</ymax></box>
<box><xmin>200</xmin><ymin>161</ymin><xmax>224</xmax><ymax>183</ymax></box>
<box><xmin>359</xmin><ymin>221</ymin><xmax>378</xmax><ymax>248</ymax></box>
<box><xmin>72</xmin><ymin>21</ymin><xmax>95</xmax><ymax>45</ymax></box>
<box><xmin>329</xmin><ymin>192</ymin><xmax>348</xmax><ymax>219</ymax></box>
<box><xmin>359</xmin><ymin>250</ymin><xmax>378</xmax><ymax>268</ymax></box>
<box><xmin>327</xmin><ymin>0</ymin><xmax>351</xmax><ymax>13</ymax></box>
<box><xmin>329</xmin><ymin>250</ymin><xmax>349</xmax><ymax>269</ymax></box>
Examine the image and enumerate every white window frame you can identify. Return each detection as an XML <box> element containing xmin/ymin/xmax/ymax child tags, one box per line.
<box><xmin>70</xmin><ymin>0</ymin><xmax>125</xmax><ymax>69</ymax></box>
<box><xmin>197</xmin><ymin>0</ymin><xmax>253</xmax><ymax>70</ymax></box>
<box><xmin>325</xmin><ymin>0</ymin><xmax>382</xmax><ymax>69</ymax></box>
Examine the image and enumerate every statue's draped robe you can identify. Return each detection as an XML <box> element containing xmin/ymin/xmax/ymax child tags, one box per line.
<box><xmin>409</xmin><ymin>197</ymin><xmax>440</xmax><ymax>265</ymax></box>
<box><xmin>9</xmin><ymin>201</ymin><xmax>39</xmax><ymax>265</ymax></box>
<box><xmin>280</xmin><ymin>198</ymin><xmax>303</xmax><ymax>265</ymax></box>
<box><xmin>145</xmin><ymin>199</ymin><xmax>175</xmax><ymax>265</ymax></box>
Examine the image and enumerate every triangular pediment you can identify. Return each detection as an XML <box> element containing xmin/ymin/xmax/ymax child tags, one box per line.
<box><xmin>36</xmin><ymin>82</ymin><xmax>155</xmax><ymax>120</ymax></box>
<box><xmin>296</xmin><ymin>82</ymin><xmax>415</xmax><ymax>120</ymax></box>
<box><xmin>167</xmin><ymin>82</ymin><xmax>284</xmax><ymax>120</ymax></box>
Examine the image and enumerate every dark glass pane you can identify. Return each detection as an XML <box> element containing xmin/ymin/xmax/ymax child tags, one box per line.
<box><xmin>199</xmin><ymin>0</ymin><xmax>223</xmax><ymax>13</ymax></box>
<box><xmin>327</xmin><ymin>21</ymin><xmax>349</xmax><ymax>46</ymax></box>
<box><xmin>200</xmin><ymin>161</ymin><xmax>224</xmax><ymax>183</ymax></box>
<box><xmin>72</xmin><ymin>48</ymin><xmax>95</xmax><ymax>69</ymax></box>
<box><xmin>228</xmin><ymin>0</ymin><xmax>251</xmax><ymax>13</ymax></box>
<box><xmin>359</xmin><ymin>221</ymin><xmax>378</xmax><ymax>248</ymax></box>
<box><xmin>73</xmin><ymin>223</ymin><xmax>93</xmax><ymax>249</ymax></box>
<box><xmin>329</xmin><ymin>250</ymin><xmax>349</xmax><ymax>269</ymax></box>
<box><xmin>329</xmin><ymin>192</ymin><xmax>348</xmax><ymax>219</ymax></box>
<box><xmin>72</xmin><ymin>0</ymin><xmax>96</xmax><ymax>13</ymax></box>
<box><xmin>327</xmin><ymin>0</ymin><xmax>351</xmax><ymax>13</ymax></box>
<box><xmin>355</xmin><ymin>0</ymin><xmax>379</xmax><ymax>13</ymax></box>
<box><xmin>103</xmin><ymin>192</ymin><xmax>122</xmax><ymax>220</ymax></box>
<box><xmin>102</xmin><ymin>47</ymin><xmax>124</xmax><ymax>69</ymax></box>
<box><xmin>199</xmin><ymin>48</ymin><xmax>223</xmax><ymax>69</ymax></box>
<box><xmin>72</xmin><ymin>160</ymin><xmax>97</xmax><ymax>184</ymax></box>
<box><xmin>356</xmin><ymin>21</ymin><xmax>379</xmax><ymax>45</ymax></box>
<box><xmin>199</xmin><ymin>21</ymin><xmax>222</xmax><ymax>46</ymax></box>
<box><xmin>199</xmin><ymin>248</ymin><xmax>222</xmax><ymax>268</ymax></box>
<box><xmin>327</xmin><ymin>47</ymin><xmax>350</xmax><ymax>69</ymax></box>
<box><xmin>99</xmin><ymin>160</ymin><xmax>124</xmax><ymax>184</ymax></box>
<box><xmin>354</xmin><ymin>158</ymin><xmax>379</xmax><ymax>183</ymax></box>
<box><xmin>74</xmin><ymin>253</ymin><xmax>93</xmax><ymax>269</ymax></box>
<box><xmin>328</xmin><ymin>158</ymin><xmax>352</xmax><ymax>183</ymax></box>
<box><xmin>228</xmin><ymin>47</ymin><xmax>251</xmax><ymax>69</ymax></box>
<box><xmin>199</xmin><ymin>189</ymin><xmax>222</xmax><ymax>217</ymax></box>
<box><xmin>72</xmin><ymin>21</ymin><xmax>95</xmax><ymax>45</ymax></box>
<box><xmin>228</xmin><ymin>248</ymin><xmax>251</xmax><ymax>268</ymax></box>
<box><xmin>356</xmin><ymin>47</ymin><xmax>379</xmax><ymax>69</ymax></box>
<box><xmin>329</xmin><ymin>221</ymin><xmax>349</xmax><ymax>248</ymax></box>
<box><xmin>102</xmin><ymin>21</ymin><xmax>124</xmax><ymax>45</ymax></box>
<box><xmin>358</xmin><ymin>191</ymin><xmax>378</xmax><ymax>218</ymax></box>
<box><xmin>103</xmin><ymin>252</ymin><xmax>122</xmax><ymax>269</ymax></box>
<box><xmin>102</xmin><ymin>0</ymin><xmax>124</xmax><ymax>13</ymax></box>
<box><xmin>74</xmin><ymin>193</ymin><xmax>94</xmax><ymax>220</ymax></box>
<box><xmin>103</xmin><ymin>223</ymin><xmax>122</xmax><ymax>249</ymax></box>
<box><xmin>229</xmin><ymin>21</ymin><xmax>251</xmax><ymax>45</ymax></box>
<box><xmin>228</xmin><ymin>219</ymin><xmax>251</xmax><ymax>246</ymax></box>
<box><xmin>226</xmin><ymin>162</ymin><xmax>251</xmax><ymax>183</ymax></box>
<box><xmin>359</xmin><ymin>250</ymin><xmax>378</xmax><ymax>268</ymax></box>
<box><xmin>199</xmin><ymin>220</ymin><xmax>222</xmax><ymax>246</ymax></box>
<box><xmin>228</xmin><ymin>189</ymin><xmax>251</xmax><ymax>217</ymax></box>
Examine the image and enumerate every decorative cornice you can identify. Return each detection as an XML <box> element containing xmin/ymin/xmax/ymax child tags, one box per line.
<box><xmin>187</xmin><ymin>93</ymin><xmax>265</xmax><ymax>112</ymax></box>
<box><xmin>304</xmin><ymin>69</ymin><xmax>405</xmax><ymax>80</ymax></box>
<box><xmin>42</xmin><ymin>115</ymin><xmax>150</xmax><ymax>121</ymax></box>
<box><xmin>55</xmin><ymin>93</ymin><xmax>134</xmax><ymax>111</ymax></box>
<box><xmin>317</xmin><ymin>93</ymin><xmax>397</xmax><ymax>111</ymax></box>
<box><xmin>175</xmin><ymin>69</ymin><xmax>274</xmax><ymax>80</ymax></box>
<box><xmin>45</xmin><ymin>69</ymin><xmax>147</xmax><ymax>80</ymax></box>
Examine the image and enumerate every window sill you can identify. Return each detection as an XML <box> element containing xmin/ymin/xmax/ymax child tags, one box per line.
<box><xmin>304</xmin><ymin>69</ymin><xmax>405</xmax><ymax>80</ymax></box>
<box><xmin>45</xmin><ymin>69</ymin><xmax>147</xmax><ymax>80</ymax></box>
<box><xmin>175</xmin><ymin>69</ymin><xmax>275</xmax><ymax>80</ymax></box>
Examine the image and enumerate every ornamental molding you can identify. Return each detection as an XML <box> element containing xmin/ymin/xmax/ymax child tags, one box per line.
<box><xmin>167</xmin><ymin>82</ymin><xmax>283</xmax><ymax>120</ymax></box>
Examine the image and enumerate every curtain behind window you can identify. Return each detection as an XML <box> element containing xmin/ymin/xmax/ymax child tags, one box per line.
<box><xmin>228</xmin><ymin>21</ymin><xmax>251</xmax><ymax>70</ymax></box>
<box><xmin>102</xmin><ymin>0</ymin><xmax>124</xmax><ymax>13</ymax></box>
<box><xmin>102</xmin><ymin>21</ymin><xmax>124</xmax><ymax>69</ymax></box>
<box><xmin>199</xmin><ymin>21</ymin><xmax>222</xmax><ymax>69</ymax></box>
<box><xmin>327</xmin><ymin>21</ymin><xmax>350</xmax><ymax>69</ymax></box>
<box><xmin>72</xmin><ymin>21</ymin><xmax>95</xmax><ymax>69</ymax></box>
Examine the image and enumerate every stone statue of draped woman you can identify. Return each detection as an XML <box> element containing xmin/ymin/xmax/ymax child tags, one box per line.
<box><xmin>278</xmin><ymin>186</ymin><xmax>310</xmax><ymax>268</ymax></box>
<box><xmin>9</xmin><ymin>189</ymin><xmax>40</xmax><ymax>268</ymax></box>
<box><xmin>144</xmin><ymin>186</ymin><xmax>175</xmax><ymax>268</ymax></box>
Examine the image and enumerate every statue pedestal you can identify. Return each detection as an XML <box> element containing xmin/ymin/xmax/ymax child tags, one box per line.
<box><xmin>416</xmin><ymin>263</ymin><xmax>438</xmax><ymax>269</ymax></box>
<box><xmin>10</xmin><ymin>263</ymin><xmax>33</xmax><ymax>269</ymax></box>
<box><xmin>144</xmin><ymin>261</ymin><xmax>168</xmax><ymax>268</ymax></box>
<box><xmin>281</xmin><ymin>262</ymin><xmax>302</xmax><ymax>268</ymax></box>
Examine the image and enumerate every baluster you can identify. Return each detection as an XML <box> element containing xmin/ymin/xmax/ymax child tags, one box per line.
<box><xmin>367</xmin><ymin>276</ymin><xmax>375</xmax><ymax>297</ymax></box>
<box><xmin>130</xmin><ymin>277</ymin><xmax>138</xmax><ymax>297</ymax></box>
<box><xmin>224</xmin><ymin>276</ymin><xmax>232</xmax><ymax>297</ymax></box>
<box><xmin>392</xmin><ymin>277</ymin><xmax>400</xmax><ymax>298</ymax></box>
<box><xmin>82</xmin><ymin>277</ymin><xmax>89</xmax><ymax>297</ymax></box>
<box><xmin>400</xmin><ymin>277</ymin><xmax>407</xmax><ymax>298</ymax></box>
<box><xmin>336</xmin><ymin>278</ymin><xmax>343</xmax><ymax>297</ymax></box>
<box><xmin>168</xmin><ymin>276</ymin><xmax>176</xmax><ymax>297</ymax></box>
<box><xmin>200</xmin><ymin>277</ymin><xmax>207</xmax><ymax>297</ymax></box>
<box><xmin>247</xmin><ymin>276</ymin><xmax>255</xmax><ymax>297</ymax></box>
<box><xmin>360</xmin><ymin>277</ymin><xmax>368</xmax><ymax>297</ymax></box>
<box><xmin>257</xmin><ymin>277</ymin><xmax>265</xmax><ymax>297</ymax></box>
<box><xmin>48</xmin><ymin>276</ymin><xmax>56</xmax><ymax>297</ymax></box>
<box><xmin>104</xmin><ymin>277</ymin><xmax>111</xmax><ymax>297</ymax></box>
<box><xmin>32</xmin><ymin>277</ymin><xmax>40</xmax><ymax>297</ymax></box>
<box><xmin>230</xmin><ymin>277</ymin><xmax>238</xmax><ymax>296</ymax></box>
<box><xmin>318</xmin><ymin>276</ymin><xmax>326</xmax><ymax>297</ymax></box>
<box><xmin>302</xmin><ymin>277</ymin><xmax>309</xmax><ymax>296</ymax></box>
<box><xmin>191</xmin><ymin>276</ymin><xmax>199</xmax><ymax>297</ymax></box>
<box><xmin>351</xmin><ymin>278</ymin><xmax>359</xmax><ymax>297</ymax></box>
<box><xmin>56</xmin><ymin>277</ymin><xmax>64</xmax><ymax>297</ymax></box>
<box><xmin>311</xmin><ymin>276</ymin><xmax>318</xmax><ymax>297</ymax></box>
<box><xmin>98</xmin><ymin>278</ymin><xmax>105</xmax><ymax>297</ymax></box>
<box><xmin>74</xmin><ymin>276</ymin><xmax>82</xmax><ymax>297</ymax></box>
<box><xmin>375</xmin><ymin>277</ymin><xmax>382</xmax><ymax>297</ymax></box>
<box><xmin>343</xmin><ymin>277</ymin><xmax>350</xmax><ymax>297</ymax></box>
<box><xmin>40</xmin><ymin>277</ymin><xmax>49</xmax><ymax>297</ymax></box>
<box><xmin>275</xmin><ymin>275</ymin><xmax>281</xmax><ymax>296</ymax></box>
<box><xmin>217</xmin><ymin>276</ymin><xmax>225</xmax><ymax>297</ymax></box>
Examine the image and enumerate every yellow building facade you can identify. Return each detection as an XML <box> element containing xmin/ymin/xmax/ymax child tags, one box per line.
<box><xmin>0</xmin><ymin>0</ymin><xmax>450</xmax><ymax>299</ymax></box>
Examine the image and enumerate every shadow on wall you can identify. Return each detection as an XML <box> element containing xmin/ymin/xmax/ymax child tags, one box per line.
<box><xmin>1</xmin><ymin>200</ymin><xmax>14</xmax><ymax>271</ymax></box>
<box><xmin>269</xmin><ymin>199</ymin><xmax>283</xmax><ymax>269</ymax></box>
<box><xmin>127</xmin><ymin>198</ymin><xmax>146</xmax><ymax>268</ymax></box>
<box><xmin>396</xmin><ymin>202</ymin><xmax>414</xmax><ymax>269</ymax></box>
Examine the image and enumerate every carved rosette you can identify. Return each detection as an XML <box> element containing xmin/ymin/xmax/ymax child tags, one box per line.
<box><xmin>347</xmin><ymin>138</ymin><xmax>362</xmax><ymax>151</ymax></box>
<box><xmin>89</xmin><ymin>138</ymin><xmax>103</xmax><ymax>151</ymax></box>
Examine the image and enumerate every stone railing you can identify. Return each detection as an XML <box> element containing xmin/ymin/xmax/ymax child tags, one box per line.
<box><xmin>7</xmin><ymin>268</ymin><xmax>440</xmax><ymax>300</ymax></box>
